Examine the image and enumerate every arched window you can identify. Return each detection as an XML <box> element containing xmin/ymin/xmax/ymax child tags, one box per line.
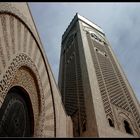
<box><xmin>108</xmin><ymin>118</ymin><xmax>114</xmax><ymax>127</ymax></box>
<box><xmin>124</xmin><ymin>120</ymin><xmax>133</xmax><ymax>135</ymax></box>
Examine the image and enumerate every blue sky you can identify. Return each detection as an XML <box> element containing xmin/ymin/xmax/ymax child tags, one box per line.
<box><xmin>29</xmin><ymin>2</ymin><xmax>140</xmax><ymax>102</ymax></box>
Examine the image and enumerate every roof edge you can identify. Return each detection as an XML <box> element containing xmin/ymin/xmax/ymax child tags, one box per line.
<box><xmin>77</xmin><ymin>13</ymin><xmax>105</xmax><ymax>34</ymax></box>
<box><xmin>62</xmin><ymin>13</ymin><xmax>105</xmax><ymax>43</ymax></box>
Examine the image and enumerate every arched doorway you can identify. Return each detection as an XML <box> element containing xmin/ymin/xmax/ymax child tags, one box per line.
<box><xmin>0</xmin><ymin>86</ymin><xmax>34</xmax><ymax>137</ymax></box>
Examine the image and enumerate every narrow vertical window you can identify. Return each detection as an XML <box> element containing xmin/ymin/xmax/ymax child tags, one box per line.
<box><xmin>108</xmin><ymin>118</ymin><xmax>114</xmax><ymax>127</ymax></box>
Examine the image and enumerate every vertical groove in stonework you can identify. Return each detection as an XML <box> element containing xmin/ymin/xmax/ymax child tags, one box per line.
<box><xmin>37</xmin><ymin>53</ymin><xmax>42</xmax><ymax>69</ymax></box>
<box><xmin>40</xmin><ymin>67</ymin><xmax>45</xmax><ymax>82</ymax></box>
<box><xmin>24</xmin><ymin>32</ymin><xmax>30</xmax><ymax>55</ymax></box>
<box><xmin>34</xmin><ymin>49</ymin><xmax>40</xmax><ymax>66</ymax></box>
<box><xmin>40</xmin><ymin>63</ymin><xmax>48</xmax><ymax>88</ymax></box>
<box><xmin>14</xmin><ymin>16</ymin><xmax>18</xmax><ymax>54</ymax></box>
<box><xmin>30</xmin><ymin>40</ymin><xmax>35</xmax><ymax>60</ymax></box>
<box><xmin>38</xmin><ymin>61</ymin><xmax>44</xmax><ymax>82</ymax></box>
<box><xmin>1</xmin><ymin>15</ymin><xmax>10</xmax><ymax>60</ymax></box>
<box><xmin>28</xmin><ymin>35</ymin><xmax>33</xmax><ymax>57</ymax></box>
<box><xmin>9</xmin><ymin>15</ymin><xmax>15</xmax><ymax>55</ymax></box>
<box><xmin>34</xmin><ymin>49</ymin><xmax>40</xmax><ymax>68</ymax></box>
<box><xmin>43</xmin><ymin>75</ymin><xmax>49</xmax><ymax>90</ymax></box>
<box><xmin>20</xmin><ymin>23</ymin><xmax>24</xmax><ymax>53</ymax></box>
<box><xmin>7</xmin><ymin>15</ymin><xmax>13</xmax><ymax>61</ymax></box>
<box><xmin>17</xmin><ymin>19</ymin><xmax>21</xmax><ymax>52</ymax></box>
<box><xmin>0</xmin><ymin>38</ymin><xmax>6</xmax><ymax>70</ymax></box>
<box><xmin>32</xmin><ymin>43</ymin><xmax>38</xmax><ymax>63</ymax></box>
<box><xmin>23</xmin><ymin>25</ymin><xmax>28</xmax><ymax>53</ymax></box>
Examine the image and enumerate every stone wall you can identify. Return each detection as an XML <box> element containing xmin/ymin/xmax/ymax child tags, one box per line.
<box><xmin>0</xmin><ymin>2</ymin><xmax>73</xmax><ymax>137</ymax></box>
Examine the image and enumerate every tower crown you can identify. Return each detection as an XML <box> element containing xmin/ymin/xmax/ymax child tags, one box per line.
<box><xmin>62</xmin><ymin>13</ymin><xmax>104</xmax><ymax>42</ymax></box>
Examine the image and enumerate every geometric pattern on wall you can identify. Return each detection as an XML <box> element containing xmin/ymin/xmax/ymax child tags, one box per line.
<box><xmin>86</xmin><ymin>30</ymin><xmax>140</xmax><ymax>136</ymax></box>
<box><xmin>0</xmin><ymin>5</ymin><xmax>56</xmax><ymax>137</ymax></box>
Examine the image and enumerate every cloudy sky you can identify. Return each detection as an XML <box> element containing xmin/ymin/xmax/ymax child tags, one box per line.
<box><xmin>29</xmin><ymin>2</ymin><xmax>140</xmax><ymax>102</ymax></box>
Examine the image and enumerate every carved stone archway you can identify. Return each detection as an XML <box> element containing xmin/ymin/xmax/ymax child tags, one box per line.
<box><xmin>0</xmin><ymin>86</ymin><xmax>34</xmax><ymax>137</ymax></box>
<box><xmin>0</xmin><ymin>6</ymin><xmax>56</xmax><ymax>137</ymax></box>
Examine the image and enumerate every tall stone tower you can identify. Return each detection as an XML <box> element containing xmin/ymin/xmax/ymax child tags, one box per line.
<box><xmin>58</xmin><ymin>13</ymin><xmax>140</xmax><ymax>137</ymax></box>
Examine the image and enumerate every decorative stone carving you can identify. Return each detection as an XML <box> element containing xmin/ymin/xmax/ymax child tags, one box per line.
<box><xmin>0</xmin><ymin>9</ymin><xmax>56</xmax><ymax>137</ymax></box>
